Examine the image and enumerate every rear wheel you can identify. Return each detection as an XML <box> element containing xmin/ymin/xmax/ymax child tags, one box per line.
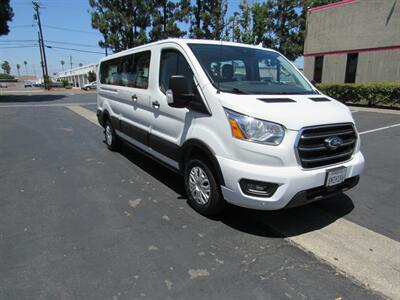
<box><xmin>104</xmin><ymin>120</ymin><xmax>120</xmax><ymax>151</ymax></box>
<box><xmin>184</xmin><ymin>157</ymin><xmax>226</xmax><ymax>216</ymax></box>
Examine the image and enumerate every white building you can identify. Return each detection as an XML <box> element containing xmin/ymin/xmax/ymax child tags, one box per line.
<box><xmin>58</xmin><ymin>63</ymin><xmax>98</xmax><ymax>87</ymax></box>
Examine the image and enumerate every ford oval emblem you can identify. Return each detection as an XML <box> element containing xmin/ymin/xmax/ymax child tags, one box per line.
<box><xmin>324</xmin><ymin>136</ymin><xmax>343</xmax><ymax>150</ymax></box>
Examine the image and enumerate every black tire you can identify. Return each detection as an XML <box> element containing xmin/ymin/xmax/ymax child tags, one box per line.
<box><xmin>184</xmin><ymin>157</ymin><xmax>227</xmax><ymax>216</ymax></box>
<box><xmin>104</xmin><ymin>120</ymin><xmax>121</xmax><ymax>151</ymax></box>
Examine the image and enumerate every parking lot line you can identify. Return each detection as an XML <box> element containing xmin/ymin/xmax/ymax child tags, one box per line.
<box><xmin>0</xmin><ymin>102</ymin><xmax>96</xmax><ymax>108</ymax></box>
<box><xmin>350</xmin><ymin>106</ymin><xmax>400</xmax><ymax>115</ymax></box>
<box><xmin>359</xmin><ymin>123</ymin><xmax>400</xmax><ymax>135</ymax></box>
<box><xmin>70</xmin><ymin>104</ymin><xmax>400</xmax><ymax>299</ymax></box>
<box><xmin>265</xmin><ymin>207</ymin><xmax>400</xmax><ymax>300</ymax></box>
<box><xmin>66</xmin><ymin>105</ymin><xmax>100</xmax><ymax>127</ymax></box>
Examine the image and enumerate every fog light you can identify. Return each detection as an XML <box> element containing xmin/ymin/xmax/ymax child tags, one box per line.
<box><xmin>239</xmin><ymin>179</ymin><xmax>279</xmax><ymax>197</ymax></box>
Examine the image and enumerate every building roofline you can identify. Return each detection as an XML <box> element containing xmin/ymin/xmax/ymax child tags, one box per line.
<box><xmin>304</xmin><ymin>45</ymin><xmax>400</xmax><ymax>57</ymax></box>
<box><xmin>308</xmin><ymin>0</ymin><xmax>357</xmax><ymax>13</ymax></box>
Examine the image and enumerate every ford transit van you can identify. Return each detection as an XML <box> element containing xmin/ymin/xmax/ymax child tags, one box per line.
<box><xmin>96</xmin><ymin>39</ymin><xmax>364</xmax><ymax>216</ymax></box>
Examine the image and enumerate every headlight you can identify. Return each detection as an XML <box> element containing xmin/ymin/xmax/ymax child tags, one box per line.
<box><xmin>224</xmin><ymin>108</ymin><xmax>285</xmax><ymax>145</ymax></box>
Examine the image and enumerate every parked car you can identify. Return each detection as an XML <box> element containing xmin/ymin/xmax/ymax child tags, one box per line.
<box><xmin>82</xmin><ymin>81</ymin><xmax>97</xmax><ymax>91</ymax></box>
<box><xmin>24</xmin><ymin>81</ymin><xmax>33</xmax><ymax>88</ymax></box>
<box><xmin>0</xmin><ymin>83</ymin><xmax>7</xmax><ymax>88</ymax></box>
<box><xmin>96</xmin><ymin>39</ymin><xmax>365</xmax><ymax>216</ymax></box>
<box><xmin>50</xmin><ymin>81</ymin><xmax>63</xmax><ymax>88</ymax></box>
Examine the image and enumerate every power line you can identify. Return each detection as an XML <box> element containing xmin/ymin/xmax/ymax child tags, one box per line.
<box><xmin>0</xmin><ymin>39</ymin><xmax>100</xmax><ymax>48</ymax></box>
<box><xmin>45</xmin><ymin>45</ymin><xmax>104</xmax><ymax>55</ymax></box>
<box><xmin>0</xmin><ymin>45</ymin><xmax>38</xmax><ymax>49</ymax></box>
<box><xmin>45</xmin><ymin>40</ymin><xmax>100</xmax><ymax>49</ymax></box>
<box><xmin>43</xmin><ymin>25</ymin><xmax>100</xmax><ymax>35</ymax></box>
<box><xmin>10</xmin><ymin>24</ymin><xmax>35</xmax><ymax>28</ymax></box>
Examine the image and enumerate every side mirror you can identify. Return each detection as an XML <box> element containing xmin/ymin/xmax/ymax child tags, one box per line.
<box><xmin>167</xmin><ymin>75</ymin><xmax>192</xmax><ymax>108</ymax></box>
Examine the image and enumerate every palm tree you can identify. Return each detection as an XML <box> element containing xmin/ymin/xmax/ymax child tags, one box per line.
<box><xmin>23</xmin><ymin>61</ymin><xmax>28</xmax><ymax>74</ymax></box>
<box><xmin>60</xmin><ymin>60</ymin><xmax>65</xmax><ymax>70</ymax></box>
<box><xmin>16</xmin><ymin>64</ymin><xmax>21</xmax><ymax>76</ymax></box>
<box><xmin>79</xmin><ymin>63</ymin><xmax>83</xmax><ymax>67</ymax></box>
<box><xmin>1</xmin><ymin>61</ymin><xmax>11</xmax><ymax>74</ymax></box>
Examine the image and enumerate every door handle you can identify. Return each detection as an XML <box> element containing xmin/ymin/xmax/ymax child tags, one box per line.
<box><xmin>132</xmin><ymin>94</ymin><xmax>138</xmax><ymax>102</ymax></box>
<box><xmin>152</xmin><ymin>101</ymin><xmax>160</xmax><ymax>109</ymax></box>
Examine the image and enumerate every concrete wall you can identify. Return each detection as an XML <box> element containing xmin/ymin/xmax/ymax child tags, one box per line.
<box><xmin>303</xmin><ymin>0</ymin><xmax>400</xmax><ymax>83</ymax></box>
<box><xmin>321</xmin><ymin>54</ymin><xmax>347</xmax><ymax>83</ymax></box>
<box><xmin>303</xmin><ymin>57</ymin><xmax>314</xmax><ymax>81</ymax></box>
<box><xmin>357</xmin><ymin>50</ymin><xmax>400</xmax><ymax>82</ymax></box>
<box><xmin>304</xmin><ymin>0</ymin><xmax>400</xmax><ymax>55</ymax></box>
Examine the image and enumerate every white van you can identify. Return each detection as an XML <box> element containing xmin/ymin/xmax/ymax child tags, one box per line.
<box><xmin>96</xmin><ymin>39</ymin><xmax>364</xmax><ymax>216</ymax></box>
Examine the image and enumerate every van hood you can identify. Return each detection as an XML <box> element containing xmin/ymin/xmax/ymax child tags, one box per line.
<box><xmin>217</xmin><ymin>93</ymin><xmax>354</xmax><ymax>131</ymax></box>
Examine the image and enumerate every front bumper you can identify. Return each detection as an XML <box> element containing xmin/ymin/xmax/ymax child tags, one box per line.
<box><xmin>218</xmin><ymin>151</ymin><xmax>365</xmax><ymax>210</ymax></box>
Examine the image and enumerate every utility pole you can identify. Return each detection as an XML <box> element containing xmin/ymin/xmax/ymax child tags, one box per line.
<box><xmin>33</xmin><ymin>1</ymin><xmax>50</xmax><ymax>90</ymax></box>
<box><xmin>70</xmin><ymin>55</ymin><xmax>72</xmax><ymax>69</ymax></box>
<box><xmin>37</xmin><ymin>32</ymin><xmax>45</xmax><ymax>85</ymax></box>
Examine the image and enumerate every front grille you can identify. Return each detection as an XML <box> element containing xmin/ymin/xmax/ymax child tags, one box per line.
<box><xmin>296</xmin><ymin>124</ymin><xmax>357</xmax><ymax>168</ymax></box>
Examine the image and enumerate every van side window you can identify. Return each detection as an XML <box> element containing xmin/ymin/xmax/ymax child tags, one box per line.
<box><xmin>100</xmin><ymin>50</ymin><xmax>151</xmax><ymax>89</ymax></box>
<box><xmin>159</xmin><ymin>49</ymin><xmax>198</xmax><ymax>96</ymax></box>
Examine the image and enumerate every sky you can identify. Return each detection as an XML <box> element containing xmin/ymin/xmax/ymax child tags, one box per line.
<box><xmin>0</xmin><ymin>0</ymin><xmax>303</xmax><ymax>78</ymax></box>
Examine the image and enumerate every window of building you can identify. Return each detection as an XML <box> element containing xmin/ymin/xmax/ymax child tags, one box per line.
<box><xmin>99</xmin><ymin>51</ymin><xmax>151</xmax><ymax>89</ymax></box>
<box><xmin>345</xmin><ymin>53</ymin><xmax>358</xmax><ymax>83</ymax></box>
<box><xmin>159</xmin><ymin>49</ymin><xmax>198</xmax><ymax>96</ymax></box>
<box><xmin>313</xmin><ymin>56</ymin><xmax>324</xmax><ymax>83</ymax></box>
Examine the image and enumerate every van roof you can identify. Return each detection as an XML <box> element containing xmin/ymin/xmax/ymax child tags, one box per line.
<box><xmin>99</xmin><ymin>38</ymin><xmax>278</xmax><ymax>62</ymax></box>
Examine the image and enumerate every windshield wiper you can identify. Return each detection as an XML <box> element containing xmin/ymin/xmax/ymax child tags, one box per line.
<box><xmin>221</xmin><ymin>87</ymin><xmax>248</xmax><ymax>94</ymax></box>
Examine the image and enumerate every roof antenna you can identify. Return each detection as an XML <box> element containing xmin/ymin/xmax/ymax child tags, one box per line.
<box><xmin>217</xmin><ymin>39</ymin><xmax>222</xmax><ymax>94</ymax></box>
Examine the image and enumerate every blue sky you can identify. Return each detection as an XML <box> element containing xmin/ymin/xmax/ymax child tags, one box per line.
<box><xmin>0</xmin><ymin>0</ymin><xmax>302</xmax><ymax>77</ymax></box>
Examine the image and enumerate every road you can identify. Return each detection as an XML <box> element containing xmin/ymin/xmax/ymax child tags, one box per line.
<box><xmin>1</xmin><ymin>91</ymin><xmax>399</xmax><ymax>299</ymax></box>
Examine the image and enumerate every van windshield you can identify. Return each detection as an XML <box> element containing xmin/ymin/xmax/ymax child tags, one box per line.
<box><xmin>188</xmin><ymin>44</ymin><xmax>316</xmax><ymax>95</ymax></box>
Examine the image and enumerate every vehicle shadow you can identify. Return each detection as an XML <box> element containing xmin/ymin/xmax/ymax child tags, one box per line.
<box><xmin>0</xmin><ymin>94</ymin><xmax>67</xmax><ymax>103</ymax></box>
<box><xmin>117</xmin><ymin>142</ymin><xmax>354</xmax><ymax>238</ymax></box>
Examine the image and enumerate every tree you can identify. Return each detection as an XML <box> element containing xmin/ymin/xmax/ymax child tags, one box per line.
<box><xmin>238</xmin><ymin>0</ymin><xmax>254</xmax><ymax>44</ymax></box>
<box><xmin>226</xmin><ymin>11</ymin><xmax>241</xmax><ymax>42</ymax></box>
<box><xmin>87</xmin><ymin>71</ymin><xmax>96</xmax><ymax>82</ymax></box>
<box><xmin>0</xmin><ymin>0</ymin><xmax>13</xmax><ymax>36</ymax></box>
<box><xmin>149</xmin><ymin>0</ymin><xmax>190</xmax><ymax>41</ymax></box>
<box><xmin>252</xmin><ymin>2</ymin><xmax>268</xmax><ymax>45</ymax></box>
<box><xmin>262</xmin><ymin>0</ymin><xmax>302</xmax><ymax>60</ymax></box>
<box><xmin>231</xmin><ymin>0</ymin><xmax>338</xmax><ymax>61</ymax></box>
<box><xmin>79</xmin><ymin>63</ymin><xmax>83</xmax><ymax>67</ymax></box>
<box><xmin>1</xmin><ymin>61</ymin><xmax>11</xmax><ymax>74</ymax></box>
<box><xmin>23</xmin><ymin>61</ymin><xmax>28</xmax><ymax>74</ymax></box>
<box><xmin>16</xmin><ymin>64</ymin><xmax>20</xmax><ymax>76</ymax></box>
<box><xmin>189</xmin><ymin>0</ymin><xmax>227</xmax><ymax>40</ymax></box>
<box><xmin>89</xmin><ymin>0</ymin><xmax>151</xmax><ymax>52</ymax></box>
<box><xmin>60</xmin><ymin>60</ymin><xmax>65</xmax><ymax>70</ymax></box>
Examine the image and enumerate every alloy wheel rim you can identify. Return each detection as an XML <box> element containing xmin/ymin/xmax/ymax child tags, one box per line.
<box><xmin>188</xmin><ymin>166</ymin><xmax>211</xmax><ymax>205</ymax></box>
<box><xmin>106</xmin><ymin>125</ymin><xmax>112</xmax><ymax>145</ymax></box>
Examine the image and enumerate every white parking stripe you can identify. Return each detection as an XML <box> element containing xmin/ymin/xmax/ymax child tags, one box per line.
<box><xmin>265</xmin><ymin>207</ymin><xmax>400</xmax><ymax>299</ymax></box>
<box><xmin>0</xmin><ymin>102</ymin><xmax>96</xmax><ymax>108</ymax></box>
<box><xmin>359</xmin><ymin>123</ymin><xmax>400</xmax><ymax>135</ymax></box>
<box><xmin>66</xmin><ymin>105</ymin><xmax>101</xmax><ymax>127</ymax></box>
<box><xmin>70</xmin><ymin>105</ymin><xmax>400</xmax><ymax>298</ymax></box>
<box><xmin>349</xmin><ymin>106</ymin><xmax>400</xmax><ymax>115</ymax></box>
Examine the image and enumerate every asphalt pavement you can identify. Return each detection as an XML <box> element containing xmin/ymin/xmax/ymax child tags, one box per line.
<box><xmin>1</xmin><ymin>91</ymin><xmax>399</xmax><ymax>299</ymax></box>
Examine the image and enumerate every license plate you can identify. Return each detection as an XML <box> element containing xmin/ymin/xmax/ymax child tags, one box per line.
<box><xmin>325</xmin><ymin>167</ymin><xmax>347</xmax><ymax>187</ymax></box>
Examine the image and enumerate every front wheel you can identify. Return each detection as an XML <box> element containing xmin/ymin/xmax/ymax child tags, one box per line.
<box><xmin>184</xmin><ymin>158</ymin><xmax>226</xmax><ymax>216</ymax></box>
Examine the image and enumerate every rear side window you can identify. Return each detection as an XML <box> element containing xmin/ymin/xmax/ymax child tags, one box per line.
<box><xmin>159</xmin><ymin>49</ymin><xmax>198</xmax><ymax>95</ymax></box>
<box><xmin>100</xmin><ymin>50</ymin><xmax>151</xmax><ymax>89</ymax></box>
